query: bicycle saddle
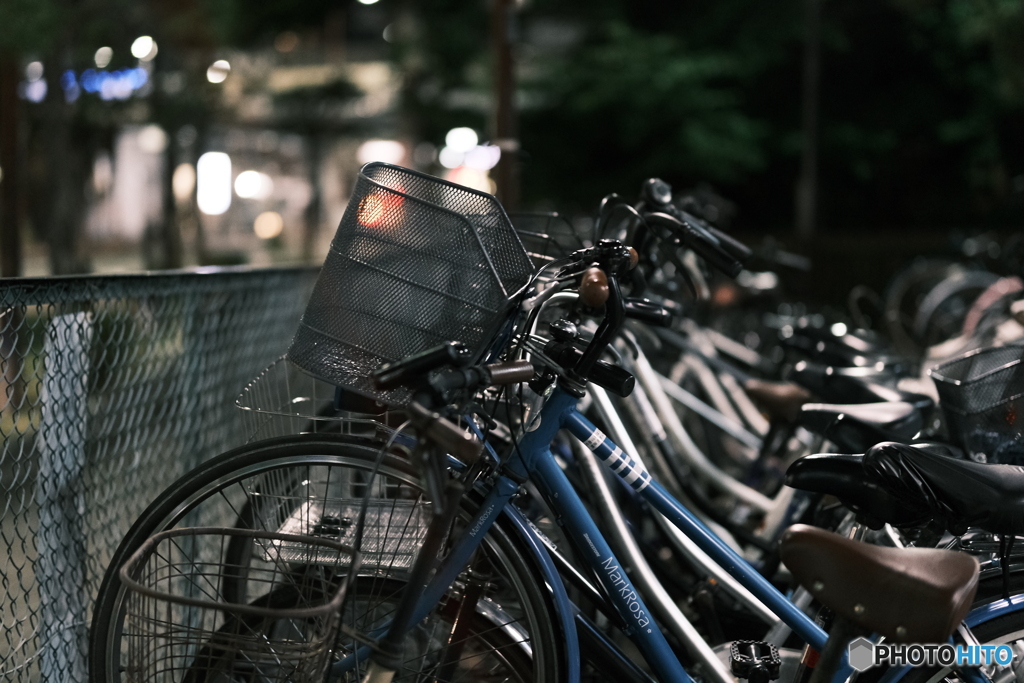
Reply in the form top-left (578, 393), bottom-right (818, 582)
top-left (782, 329), bottom-right (908, 371)
top-left (798, 401), bottom-right (922, 452)
top-left (865, 441), bottom-right (1024, 536)
top-left (792, 324), bottom-right (889, 355)
top-left (780, 524), bottom-right (979, 643)
top-left (743, 378), bottom-right (812, 422)
top-left (789, 360), bottom-right (932, 410)
top-left (785, 453), bottom-right (931, 529)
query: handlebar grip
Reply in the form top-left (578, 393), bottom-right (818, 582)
top-left (684, 223), bottom-right (744, 278)
top-left (373, 341), bottom-right (471, 389)
top-left (705, 225), bottom-right (752, 264)
top-left (673, 206), bottom-right (752, 265)
top-left (485, 360), bottom-right (535, 385)
top-left (579, 267), bottom-right (609, 307)
top-left (590, 361), bottom-right (635, 398)
top-left (623, 298), bottom-right (673, 327)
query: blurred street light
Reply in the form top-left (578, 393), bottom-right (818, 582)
top-left (21, 62), bottom-right (46, 103)
top-left (197, 152), bottom-right (232, 215)
top-left (137, 125), bottom-right (168, 154)
top-left (464, 144), bottom-right (501, 170)
top-left (445, 127), bottom-right (478, 152)
top-left (94, 47), bottom-right (113, 68)
top-left (357, 140), bottom-right (405, 165)
top-left (172, 163), bottom-right (196, 202)
top-left (131, 36), bottom-right (158, 61)
top-left (254, 212), bottom-right (284, 239)
top-left (438, 146), bottom-right (463, 169)
top-left (206, 60), bottom-right (231, 84)
top-left (234, 170), bottom-right (273, 199)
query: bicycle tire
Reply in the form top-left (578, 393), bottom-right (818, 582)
top-left (886, 609), bottom-right (1024, 683)
top-left (89, 433), bottom-right (564, 682)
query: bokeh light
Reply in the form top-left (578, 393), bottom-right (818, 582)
top-left (130, 36), bottom-right (158, 61)
top-left (274, 31), bottom-right (299, 53)
top-left (463, 144), bottom-right (501, 171)
top-left (94, 47), bottom-right (113, 69)
top-left (358, 191), bottom-right (404, 228)
top-left (25, 62), bottom-right (43, 82)
top-left (234, 170), bottom-right (273, 199)
top-left (445, 127), bottom-right (478, 153)
top-left (445, 167), bottom-right (493, 194)
top-left (196, 152), bottom-right (232, 215)
top-left (356, 140), bottom-right (406, 165)
top-left (172, 163), bottom-right (196, 202)
top-left (438, 147), bottom-right (463, 169)
top-left (137, 125), bottom-right (168, 154)
top-left (206, 60), bottom-right (231, 84)
top-left (253, 211), bottom-right (284, 239)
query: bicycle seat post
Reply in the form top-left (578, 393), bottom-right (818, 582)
top-left (806, 615), bottom-right (862, 683)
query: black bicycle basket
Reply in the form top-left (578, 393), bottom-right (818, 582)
top-left (509, 212), bottom-right (585, 270)
top-left (931, 343), bottom-right (1024, 463)
top-left (288, 163), bottom-right (534, 406)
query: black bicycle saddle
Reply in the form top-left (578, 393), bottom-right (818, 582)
top-left (786, 453), bottom-right (931, 529)
top-left (788, 360), bottom-right (930, 409)
top-left (864, 441), bottom-right (1024, 537)
top-left (782, 329), bottom-right (909, 372)
top-left (798, 401), bottom-right (923, 452)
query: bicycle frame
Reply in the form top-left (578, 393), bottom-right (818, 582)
top-left (332, 377), bottom-right (1024, 682)
top-left (334, 383), bottom-right (833, 682)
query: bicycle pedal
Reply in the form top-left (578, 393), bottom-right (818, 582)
top-left (730, 640), bottom-right (782, 683)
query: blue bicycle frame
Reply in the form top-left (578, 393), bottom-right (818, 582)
top-left (333, 383), bottom-right (1024, 681)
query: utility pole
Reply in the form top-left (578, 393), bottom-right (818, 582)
top-left (491, 0), bottom-right (519, 211)
top-left (795, 0), bottom-right (822, 240)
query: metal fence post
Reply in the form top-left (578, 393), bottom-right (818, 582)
top-left (35, 311), bottom-right (93, 682)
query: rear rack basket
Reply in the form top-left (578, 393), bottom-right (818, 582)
top-left (931, 343), bottom-right (1024, 463)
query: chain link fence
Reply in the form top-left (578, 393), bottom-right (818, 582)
top-left (0, 266), bottom-right (318, 682)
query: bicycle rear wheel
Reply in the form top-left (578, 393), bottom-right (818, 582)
top-left (89, 434), bottom-right (564, 682)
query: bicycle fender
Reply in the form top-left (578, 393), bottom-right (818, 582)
top-left (501, 503), bottom-right (581, 683)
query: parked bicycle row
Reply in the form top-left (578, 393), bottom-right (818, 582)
top-left (90, 162), bottom-right (1024, 683)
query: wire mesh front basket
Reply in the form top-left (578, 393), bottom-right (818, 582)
top-left (931, 343), bottom-right (1024, 463)
top-left (236, 357), bottom-right (398, 443)
top-left (510, 212), bottom-right (586, 270)
top-left (119, 527), bottom-right (353, 683)
top-left (288, 163), bottom-right (534, 407)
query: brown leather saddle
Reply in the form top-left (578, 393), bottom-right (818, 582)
top-left (780, 524), bottom-right (979, 643)
top-left (744, 378), bottom-right (812, 422)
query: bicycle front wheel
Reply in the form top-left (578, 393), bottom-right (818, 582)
top-left (89, 434), bottom-right (564, 682)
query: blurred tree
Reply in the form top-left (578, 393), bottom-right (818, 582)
top-left (397, 0), bottom-right (1024, 234)
top-left (1, 0), bottom-right (58, 274)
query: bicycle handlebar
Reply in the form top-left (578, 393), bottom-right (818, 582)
top-left (427, 360), bottom-right (536, 395)
top-left (645, 212), bottom-right (744, 278)
top-left (373, 341), bottom-right (471, 390)
top-left (623, 298), bottom-right (673, 327)
top-left (704, 224), bottom-right (753, 264)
